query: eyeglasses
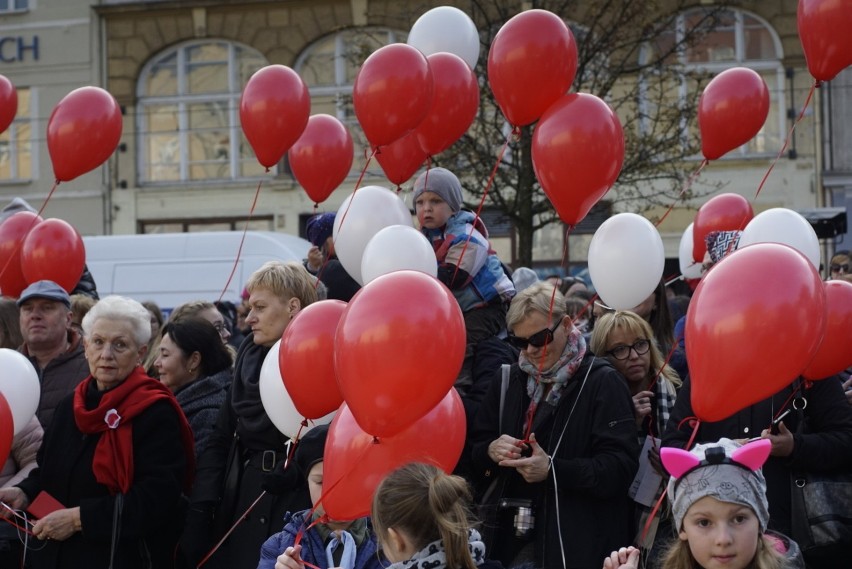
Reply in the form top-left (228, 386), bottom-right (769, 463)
top-left (606, 339), bottom-right (651, 360)
top-left (507, 319), bottom-right (562, 350)
top-left (830, 263), bottom-right (849, 273)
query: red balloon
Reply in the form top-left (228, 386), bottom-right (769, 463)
top-left (686, 243), bottom-right (826, 422)
top-left (0, 212), bottom-right (43, 298)
top-left (375, 130), bottom-right (428, 186)
top-left (240, 65), bottom-right (310, 168)
top-left (288, 115), bottom-right (353, 204)
top-left (279, 300), bottom-right (347, 419)
top-left (798, 0), bottom-right (852, 82)
top-left (47, 87), bottom-right (122, 182)
top-left (20, 218), bottom-right (85, 293)
top-left (531, 93), bottom-right (624, 225)
top-left (335, 270), bottom-right (465, 437)
top-left (692, 193), bottom-right (754, 263)
top-left (414, 53), bottom-right (480, 157)
top-left (323, 390), bottom-right (465, 520)
top-left (802, 280), bottom-right (852, 380)
top-left (487, 9), bottom-right (577, 127)
top-left (0, 393), bottom-right (13, 474)
top-left (353, 43), bottom-right (433, 148)
top-left (0, 74), bottom-right (17, 135)
top-left (698, 68), bottom-right (770, 161)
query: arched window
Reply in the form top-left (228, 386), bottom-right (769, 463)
top-left (295, 28), bottom-right (403, 177)
top-left (640, 8), bottom-right (784, 157)
top-left (137, 40), bottom-right (268, 184)
top-left (0, 87), bottom-right (33, 181)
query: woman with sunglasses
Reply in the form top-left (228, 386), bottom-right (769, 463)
top-left (469, 282), bottom-right (638, 569)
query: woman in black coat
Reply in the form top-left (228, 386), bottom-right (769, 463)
top-left (469, 282), bottom-right (638, 569)
top-left (0, 296), bottom-right (193, 569)
top-left (181, 261), bottom-right (318, 569)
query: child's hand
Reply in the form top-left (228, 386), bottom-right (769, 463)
top-left (602, 546), bottom-right (640, 569)
top-left (275, 545), bottom-right (304, 569)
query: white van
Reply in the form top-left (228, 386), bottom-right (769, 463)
top-left (83, 231), bottom-right (310, 313)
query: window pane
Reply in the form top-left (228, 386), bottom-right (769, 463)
top-left (188, 101), bottom-right (229, 129)
top-left (146, 53), bottom-right (178, 97)
top-left (685, 11), bottom-right (735, 63)
top-left (300, 37), bottom-right (336, 86)
top-left (144, 223), bottom-right (184, 234)
top-left (15, 122), bottom-right (31, 177)
top-left (187, 61), bottom-right (229, 94)
top-left (744, 16), bottom-right (776, 60)
top-left (147, 134), bottom-right (181, 181)
top-left (14, 0), bottom-right (27, 9)
top-left (240, 158), bottom-right (267, 178)
top-left (188, 43), bottom-right (228, 63)
top-left (145, 103), bottom-right (179, 133)
top-left (310, 93), bottom-right (337, 116)
top-left (236, 48), bottom-right (267, 86)
top-left (188, 130), bottom-right (229, 163)
top-left (0, 1), bottom-right (9, 10)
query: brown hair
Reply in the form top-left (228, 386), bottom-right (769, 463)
top-left (372, 463), bottom-right (476, 569)
top-left (168, 299), bottom-right (216, 322)
top-left (0, 298), bottom-right (22, 349)
top-left (69, 294), bottom-right (96, 328)
top-left (590, 310), bottom-right (681, 389)
top-left (661, 532), bottom-right (783, 569)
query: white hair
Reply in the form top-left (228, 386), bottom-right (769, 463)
top-left (81, 296), bottom-right (152, 346)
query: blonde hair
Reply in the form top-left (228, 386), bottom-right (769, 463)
top-left (662, 532), bottom-right (784, 569)
top-left (590, 310), bottom-right (681, 389)
top-left (246, 261), bottom-right (318, 308)
top-left (506, 281), bottom-right (566, 331)
top-left (372, 463), bottom-right (476, 569)
top-left (69, 294), bottom-right (96, 328)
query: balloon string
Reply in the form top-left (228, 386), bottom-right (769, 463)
top-left (217, 179), bottom-right (263, 304)
top-left (0, 180), bottom-right (59, 287)
top-left (450, 127), bottom-right (516, 287)
top-left (522, 250), bottom-right (565, 444)
top-left (327, 146), bottom-right (378, 283)
top-left (752, 80), bottom-right (817, 202)
top-left (655, 159), bottom-right (708, 228)
top-left (640, 486), bottom-right (668, 546)
top-left (197, 489), bottom-right (268, 568)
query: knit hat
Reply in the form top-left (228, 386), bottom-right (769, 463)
top-left (705, 230), bottom-right (742, 264)
top-left (0, 197), bottom-right (37, 225)
top-left (294, 424), bottom-right (329, 479)
top-left (663, 438), bottom-right (771, 532)
top-left (306, 213), bottom-right (335, 247)
top-left (512, 267), bottom-right (539, 293)
top-left (412, 167), bottom-right (463, 213)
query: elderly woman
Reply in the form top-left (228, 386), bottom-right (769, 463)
top-left (182, 261), bottom-right (318, 569)
top-left (590, 310), bottom-right (681, 440)
top-left (469, 282), bottom-right (638, 569)
top-left (155, 317), bottom-right (233, 458)
top-left (0, 296), bottom-right (193, 569)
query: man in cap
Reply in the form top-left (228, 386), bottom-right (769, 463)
top-left (17, 280), bottom-right (90, 430)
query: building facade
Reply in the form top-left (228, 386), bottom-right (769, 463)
top-left (1, 0), bottom-right (847, 271)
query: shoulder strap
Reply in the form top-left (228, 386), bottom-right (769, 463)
top-left (499, 364), bottom-right (510, 434)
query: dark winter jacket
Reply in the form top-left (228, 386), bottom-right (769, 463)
top-left (16, 383), bottom-right (188, 569)
top-left (663, 375), bottom-right (852, 537)
top-left (470, 354), bottom-right (638, 569)
top-left (175, 369), bottom-right (231, 459)
top-left (257, 509), bottom-right (380, 569)
top-left (20, 328), bottom-right (90, 431)
top-left (184, 334), bottom-right (310, 569)
top-left (317, 257), bottom-right (360, 302)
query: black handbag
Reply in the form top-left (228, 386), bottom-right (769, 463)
top-left (789, 394), bottom-right (852, 558)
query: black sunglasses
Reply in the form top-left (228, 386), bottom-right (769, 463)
top-left (830, 263), bottom-right (849, 273)
top-left (607, 339), bottom-right (651, 360)
top-left (507, 319), bottom-right (562, 350)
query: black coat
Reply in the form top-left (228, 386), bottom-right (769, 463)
top-left (470, 354), bottom-right (638, 569)
top-left (662, 375), bottom-right (852, 537)
top-left (17, 386), bottom-right (188, 569)
top-left (184, 336), bottom-right (310, 569)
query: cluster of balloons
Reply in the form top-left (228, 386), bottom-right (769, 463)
top-left (259, 269), bottom-right (466, 519)
top-left (352, 6), bottom-right (481, 185)
top-left (0, 213), bottom-right (85, 297)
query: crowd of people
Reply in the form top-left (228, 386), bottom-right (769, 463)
top-left (0, 182), bottom-right (849, 569)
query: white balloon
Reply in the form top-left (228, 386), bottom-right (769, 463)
top-left (0, 349), bottom-right (40, 435)
top-left (738, 208), bottom-right (820, 269)
top-left (407, 6), bottom-right (480, 69)
top-left (259, 340), bottom-right (334, 439)
top-left (588, 213), bottom-right (665, 310)
top-left (334, 185), bottom-right (413, 285)
top-left (361, 225), bottom-right (438, 284)
top-left (678, 223), bottom-right (704, 279)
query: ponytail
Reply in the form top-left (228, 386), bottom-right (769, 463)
top-left (373, 463), bottom-right (476, 569)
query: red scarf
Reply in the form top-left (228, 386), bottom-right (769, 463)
top-left (73, 366), bottom-right (196, 494)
